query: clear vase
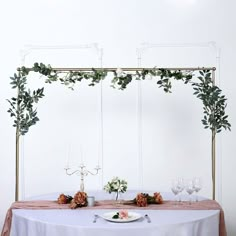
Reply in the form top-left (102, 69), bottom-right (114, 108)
top-left (112, 192), bottom-right (123, 205)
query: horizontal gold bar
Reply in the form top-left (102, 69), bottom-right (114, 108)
top-left (27, 67), bottom-right (216, 72)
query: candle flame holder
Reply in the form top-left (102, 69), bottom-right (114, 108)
top-left (65, 164), bottom-right (101, 192)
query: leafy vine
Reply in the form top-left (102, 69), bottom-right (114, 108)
top-left (7, 62), bottom-right (231, 136)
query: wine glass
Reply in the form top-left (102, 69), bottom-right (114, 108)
top-left (176, 178), bottom-right (184, 202)
top-left (185, 179), bottom-right (195, 204)
top-left (193, 177), bottom-right (202, 202)
top-left (171, 179), bottom-right (180, 205)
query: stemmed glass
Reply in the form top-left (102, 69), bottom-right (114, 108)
top-left (193, 177), bottom-right (202, 202)
top-left (185, 179), bottom-right (195, 204)
top-left (171, 179), bottom-right (180, 205)
top-left (176, 178), bottom-right (184, 202)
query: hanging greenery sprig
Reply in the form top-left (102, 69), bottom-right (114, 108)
top-left (192, 70), bottom-right (231, 133)
top-left (7, 68), bottom-right (44, 136)
top-left (7, 63), bottom-right (231, 136)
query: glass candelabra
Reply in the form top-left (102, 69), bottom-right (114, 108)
top-left (65, 164), bottom-right (101, 192)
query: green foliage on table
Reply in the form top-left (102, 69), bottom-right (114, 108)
top-left (112, 212), bottom-right (119, 219)
top-left (104, 177), bottom-right (128, 201)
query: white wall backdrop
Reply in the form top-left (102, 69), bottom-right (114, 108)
top-left (0, 0), bottom-right (236, 235)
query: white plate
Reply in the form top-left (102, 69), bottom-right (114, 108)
top-left (101, 211), bottom-right (142, 223)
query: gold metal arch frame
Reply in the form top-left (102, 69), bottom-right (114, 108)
top-left (15, 67), bottom-right (216, 201)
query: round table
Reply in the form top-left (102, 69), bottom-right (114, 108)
top-left (10, 208), bottom-right (219, 236)
top-left (10, 191), bottom-right (219, 236)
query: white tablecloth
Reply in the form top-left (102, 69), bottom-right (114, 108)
top-left (10, 208), bottom-right (219, 236)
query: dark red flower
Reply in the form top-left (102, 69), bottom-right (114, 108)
top-left (70, 191), bottom-right (87, 209)
top-left (153, 192), bottom-right (163, 204)
top-left (136, 193), bottom-right (148, 207)
top-left (57, 194), bottom-right (72, 204)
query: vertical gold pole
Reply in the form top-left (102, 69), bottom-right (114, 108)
top-left (212, 130), bottom-right (216, 200)
top-left (15, 77), bottom-right (20, 202)
top-left (15, 128), bottom-right (20, 201)
top-left (212, 70), bottom-right (216, 200)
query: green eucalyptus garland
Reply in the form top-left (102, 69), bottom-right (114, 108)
top-left (7, 62), bottom-right (231, 136)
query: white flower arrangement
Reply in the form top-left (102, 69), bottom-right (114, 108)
top-left (104, 177), bottom-right (128, 200)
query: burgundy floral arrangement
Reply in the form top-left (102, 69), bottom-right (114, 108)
top-left (57, 191), bottom-right (87, 209)
top-left (134, 192), bottom-right (163, 207)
